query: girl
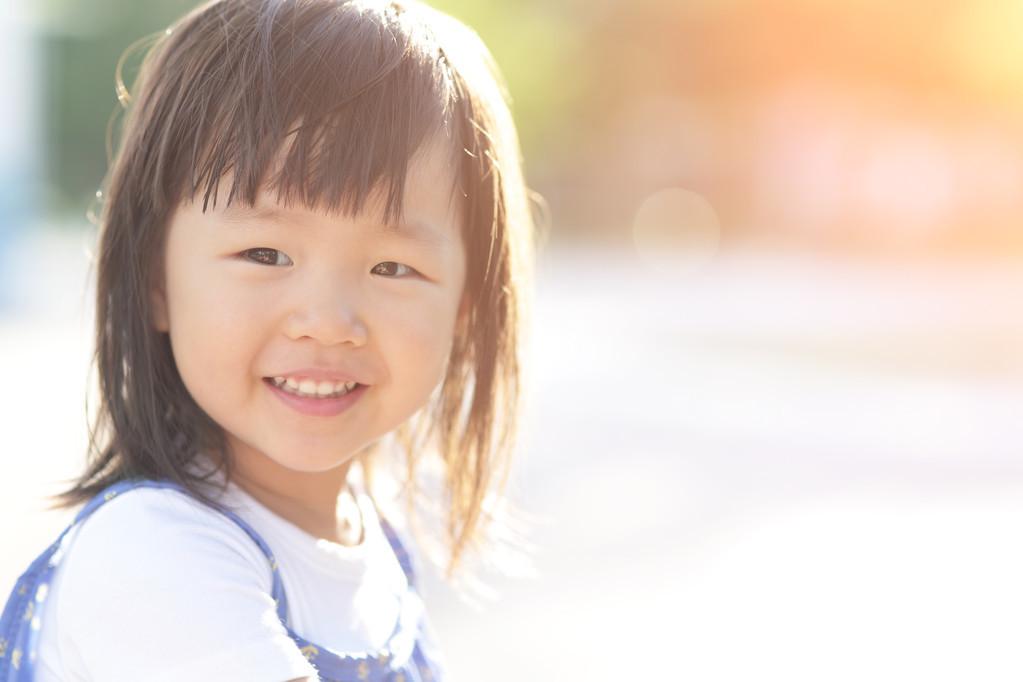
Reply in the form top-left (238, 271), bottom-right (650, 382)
top-left (0, 0), bottom-right (535, 680)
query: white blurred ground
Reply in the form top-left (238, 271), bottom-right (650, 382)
top-left (2, 226), bottom-right (1023, 681)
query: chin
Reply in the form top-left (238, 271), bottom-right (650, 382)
top-left (275, 440), bottom-right (368, 471)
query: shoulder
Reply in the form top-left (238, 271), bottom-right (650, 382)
top-left (55, 484), bottom-right (276, 625)
top-left (47, 485), bottom-right (316, 682)
top-left (63, 484), bottom-right (270, 582)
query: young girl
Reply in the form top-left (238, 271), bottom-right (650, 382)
top-left (0, 0), bottom-right (535, 679)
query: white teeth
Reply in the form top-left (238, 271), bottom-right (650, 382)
top-left (270, 375), bottom-right (358, 399)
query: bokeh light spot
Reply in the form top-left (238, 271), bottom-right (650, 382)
top-left (632, 187), bottom-right (721, 275)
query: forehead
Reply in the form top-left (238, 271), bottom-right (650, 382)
top-left (218, 202), bottom-right (452, 250)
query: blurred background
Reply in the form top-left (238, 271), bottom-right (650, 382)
top-left (3, 0), bottom-right (1023, 679)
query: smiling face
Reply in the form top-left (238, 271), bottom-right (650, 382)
top-left (152, 134), bottom-right (467, 488)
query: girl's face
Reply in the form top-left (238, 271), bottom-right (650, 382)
top-left (152, 134), bottom-right (467, 478)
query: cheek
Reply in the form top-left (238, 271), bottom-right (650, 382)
top-left (163, 263), bottom-right (262, 401)
top-left (377, 297), bottom-right (459, 385)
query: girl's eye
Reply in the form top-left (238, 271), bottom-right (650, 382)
top-left (371, 261), bottom-right (419, 278)
top-left (241, 248), bottom-right (293, 266)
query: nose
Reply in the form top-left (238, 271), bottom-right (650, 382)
top-left (283, 281), bottom-right (369, 347)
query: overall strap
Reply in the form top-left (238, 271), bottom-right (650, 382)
top-left (376, 516), bottom-right (417, 588)
top-left (370, 510), bottom-right (450, 682)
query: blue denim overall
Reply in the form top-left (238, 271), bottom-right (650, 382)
top-left (0, 478), bottom-right (445, 682)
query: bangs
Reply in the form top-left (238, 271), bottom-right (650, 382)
top-left (154, 0), bottom-right (458, 223)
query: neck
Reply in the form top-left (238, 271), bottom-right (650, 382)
top-left (226, 449), bottom-right (363, 546)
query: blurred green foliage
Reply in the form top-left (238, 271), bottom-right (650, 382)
top-left (42, 0), bottom-right (196, 212)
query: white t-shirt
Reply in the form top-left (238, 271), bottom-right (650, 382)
top-left (34, 475), bottom-right (410, 682)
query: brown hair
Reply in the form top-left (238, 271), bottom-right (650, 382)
top-left (52, 0), bottom-right (538, 579)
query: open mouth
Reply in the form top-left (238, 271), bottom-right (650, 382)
top-left (262, 377), bottom-right (362, 400)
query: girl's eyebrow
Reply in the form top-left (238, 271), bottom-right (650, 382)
top-left (220, 204), bottom-right (451, 247)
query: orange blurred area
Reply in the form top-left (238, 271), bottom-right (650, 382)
top-left (561, 0), bottom-right (1023, 260)
top-left (482, 1), bottom-right (1004, 261)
